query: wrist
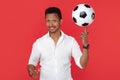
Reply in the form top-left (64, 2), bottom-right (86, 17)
top-left (83, 44), bottom-right (89, 49)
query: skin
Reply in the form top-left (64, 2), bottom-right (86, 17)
top-left (27, 13), bottom-right (89, 78)
top-left (45, 13), bottom-right (62, 45)
top-left (80, 31), bottom-right (89, 68)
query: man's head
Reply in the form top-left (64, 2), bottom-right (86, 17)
top-left (45, 7), bottom-right (62, 19)
top-left (45, 7), bottom-right (62, 33)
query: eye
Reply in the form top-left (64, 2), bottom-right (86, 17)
top-left (53, 20), bottom-right (57, 22)
top-left (46, 20), bottom-right (50, 22)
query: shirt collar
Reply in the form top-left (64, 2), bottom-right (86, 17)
top-left (46, 30), bottom-right (65, 38)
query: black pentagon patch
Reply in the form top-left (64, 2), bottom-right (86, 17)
top-left (82, 23), bottom-right (89, 26)
top-left (73, 17), bottom-right (77, 23)
top-left (91, 13), bottom-right (95, 19)
top-left (74, 6), bottom-right (78, 11)
top-left (84, 4), bottom-right (90, 8)
top-left (80, 11), bottom-right (87, 18)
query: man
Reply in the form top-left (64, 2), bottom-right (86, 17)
top-left (27, 7), bottom-right (89, 80)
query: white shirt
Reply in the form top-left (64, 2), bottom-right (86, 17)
top-left (28, 31), bottom-right (83, 80)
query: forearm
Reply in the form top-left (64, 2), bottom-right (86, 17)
top-left (80, 48), bottom-right (89, 68)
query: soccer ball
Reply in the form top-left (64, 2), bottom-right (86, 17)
top-left (72, 3), bottom-right (95, 27)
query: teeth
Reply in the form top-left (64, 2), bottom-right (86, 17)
top-left (50, 27), bottom-right (54, 29)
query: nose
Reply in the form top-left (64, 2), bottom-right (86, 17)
top-left (49, 21), bottom-right (53, 27)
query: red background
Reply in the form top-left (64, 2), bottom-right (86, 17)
top-left (0, 0), bottom-right (120, 80)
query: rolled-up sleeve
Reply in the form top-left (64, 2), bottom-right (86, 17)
top-left (71, 38), bottom-right (83, 69)
top-left (28, 41), bottom-right (41, 66)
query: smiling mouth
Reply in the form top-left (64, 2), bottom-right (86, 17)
top-left (49, 27), bottom-right (55, 30)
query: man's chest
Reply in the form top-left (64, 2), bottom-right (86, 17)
top-left (39, 40), bottom-right (72, 60)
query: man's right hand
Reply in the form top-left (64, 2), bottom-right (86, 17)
top-left (27, 64), bottom-right (39, 78)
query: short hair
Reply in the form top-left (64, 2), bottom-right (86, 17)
top-left (45, 7), bottom-right (62, 19)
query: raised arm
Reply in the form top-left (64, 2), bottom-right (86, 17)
top-left (80, 31), bottom-right (89, 68)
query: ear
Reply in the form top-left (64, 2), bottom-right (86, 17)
top-left (60, 19), bottom-right (63, 24)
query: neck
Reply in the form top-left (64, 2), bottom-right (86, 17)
top-left (49, 30), bottom-right (61, 39)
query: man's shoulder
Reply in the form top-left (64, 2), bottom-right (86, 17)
top-left (34, 33), bottom-right (48, 44)
top-left (64, 33), bottom-right (75, 40)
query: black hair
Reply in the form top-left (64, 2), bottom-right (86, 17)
top-left (45, 7), bottom-right (62, 19)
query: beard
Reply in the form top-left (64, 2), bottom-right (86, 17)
top-left (48, 26), bottom-right (60, 33)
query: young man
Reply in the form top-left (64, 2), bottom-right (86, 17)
top-left (28, 7), bottom-right (89, 80)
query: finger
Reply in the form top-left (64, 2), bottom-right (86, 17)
top-left (84, 26), bottom-right (87, 33)
top-left (32, 70), bottom-right (39, 79)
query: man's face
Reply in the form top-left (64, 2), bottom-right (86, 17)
top-left (45, 13), bottom-right (62, 33)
